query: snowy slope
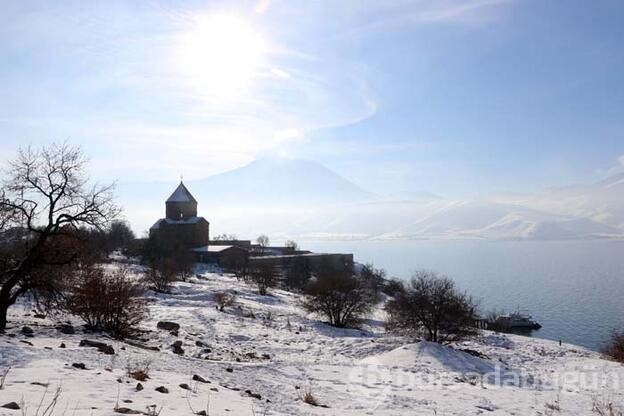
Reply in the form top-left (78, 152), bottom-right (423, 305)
top-left (1, 262), bottom-right (623, 415)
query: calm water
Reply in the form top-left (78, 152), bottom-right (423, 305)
top-left (300, 239), bottom-right (624, 351)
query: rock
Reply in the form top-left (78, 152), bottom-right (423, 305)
top-left (34, 313), bottom-right (46, 319)
top-left (59, 343), bottom-right (66, 348)
top-left (192, 374), bottom-right (210, 383)
top-left (1, 402), bottom-right (20, 410)
top-left (22, 326), bottom-right (34, 336)
top-left (114, 407), bottom-right (141, 414)
top-left (124, 339), bottom-right (160, 352)
top-left (136, 383), bottom-right (143, 391)
top-left (79, 339), bottom-right (115, 355)
top-left (245, 390), bottom-right (262, 400)
top-left (72, 362), bottom-right (86, 370)
top-left (179, 383), bottom-right (191, 391)
top-left (155, 386), bottom-right (169, 394)
top-left (156, 321), bottom-right (180, 332)
top-left (172, 340), bottom-right (184, 355)
top-left (20, 340), bottom-right (33, 346)
top-left (225, 367), bottom-right (233, 373)
top-left (262, 353), bottom-right (271, 360)
top-left (210, 387), bottom-right (219, 392)
top-left (56, 324), bottom-right (74, 334)
top-left (196, 411), bottom-right (207, 416)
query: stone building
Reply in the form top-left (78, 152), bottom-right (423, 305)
top-left (149, 181), bottom-right (210, 249)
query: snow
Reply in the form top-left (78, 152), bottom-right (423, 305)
top-left (1, 262), bottom-right (623, 415)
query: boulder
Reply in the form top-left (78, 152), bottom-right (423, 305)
top-left (79, 339), bottom-right (115, 355)
top-left (156, 321), bottom-right (180, 332)
top-left (172, 340), bottom-right (184, 355)
top-left (56, 324), bottom-right (75, 334)
top-left (21, 326), bottom-right (34, 336)
top-left (1, 402), bottom-right (20, 410)
top-left (192, 374), bottom-right (210, 383)
top-left (155, 386), bottom-right (169, 394)
top-left (72, 363), bottom-right (86, 370)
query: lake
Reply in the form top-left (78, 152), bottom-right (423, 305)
top-left (299, 239), bottom-right (624, 351)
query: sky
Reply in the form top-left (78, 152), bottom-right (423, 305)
top-left (1, 0), bottom-right (624, 198)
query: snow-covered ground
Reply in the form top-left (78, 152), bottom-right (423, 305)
top-left (1, 264), bottom-right (623, 415)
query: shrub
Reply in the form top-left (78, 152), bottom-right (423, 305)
top-left (145, 258), bottom-right (178, 293)
top-left (303, 263), bottom-right (375, 328)
top-left (385, 270), bottom-right (478, 343)
top-left (249, 262), bottom-right (278, 295)
top-left (601, 329), bottom-right (624, 363)
top-left (67, 264), bottom-right (147, 338)
top-left (214, 291), bottom-right (235, 311)
top-left (127, 359), bottom-right (151, 381)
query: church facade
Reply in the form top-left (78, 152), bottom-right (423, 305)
top-left (149, 181), bottom-right (209, 249)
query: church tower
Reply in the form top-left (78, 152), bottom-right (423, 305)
top-left (150, 181), bottom-right (209, 249)
top-left (165, 181), bottom-right (198, 220)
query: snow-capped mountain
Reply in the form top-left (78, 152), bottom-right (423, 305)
top-left (120, 160), bottom-right (624, 240)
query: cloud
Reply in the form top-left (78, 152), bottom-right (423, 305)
top-left (619, 155), bottom-right (624, 166)
top-left (335, 0), bottom-right (513, 38)
top-left (0, 2), bottom-right (377, 181)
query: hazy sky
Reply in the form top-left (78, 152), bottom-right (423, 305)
top-left (1, 0), bottom-right (623, 197)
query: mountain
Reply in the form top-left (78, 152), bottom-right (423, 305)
top-left (119, 159), bottom-right (624, 240)
top-left (378, 201), bottom-right (622, 240)
top-left (190, 157), bottom-right (372, 204)
top-left (489, 171), bottom-right (624, 232)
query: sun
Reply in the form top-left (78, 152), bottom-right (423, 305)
top-left (178, 15), bottom-right (265, 97)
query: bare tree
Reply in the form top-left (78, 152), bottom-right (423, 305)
top-left (256, 234), bottom-right (269, 256)
top-left (385, 271), bottom-right (478, 343)
top-left (212, 233), bottom-right (238, 241)
top-left (0, 143), bottom-right (119, 330)
top-left (359, 263), bottom-right (386, 301)
top-left (107, 220), bottom-right (135, 251)
top-left (285, 240), bottom-right (299, 251)
top-left (303, 263), bottom-right (375, 328)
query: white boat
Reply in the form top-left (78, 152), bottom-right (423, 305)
top-left (495, 309), bottom-right (542, 330)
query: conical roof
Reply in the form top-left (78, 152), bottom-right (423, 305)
top-left (166, 181), bottom-right (197, 204)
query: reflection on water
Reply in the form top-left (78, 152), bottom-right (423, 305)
top-left (300, 239), bottom-right (624, 351)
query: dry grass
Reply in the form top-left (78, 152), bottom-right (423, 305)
top-left (126, 359), bottom-right (151, 381)
top-left (593, 396), bottom-right (624, 416)
top-left (301, 386), bottom-right (318, 406)
top-left (0, 366), bottom-right (10, 389)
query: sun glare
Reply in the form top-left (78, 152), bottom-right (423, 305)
top-left (178, 15), bottom-right (265, 97)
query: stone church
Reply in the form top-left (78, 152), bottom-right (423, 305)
top-left (149, 181), bottom-right (209, 248)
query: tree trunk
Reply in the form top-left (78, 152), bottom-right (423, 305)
top-left (0, 296), bottom-right (9, 331)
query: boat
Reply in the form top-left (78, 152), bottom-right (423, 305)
top-left (494, 309), bottom-right (542, 330)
